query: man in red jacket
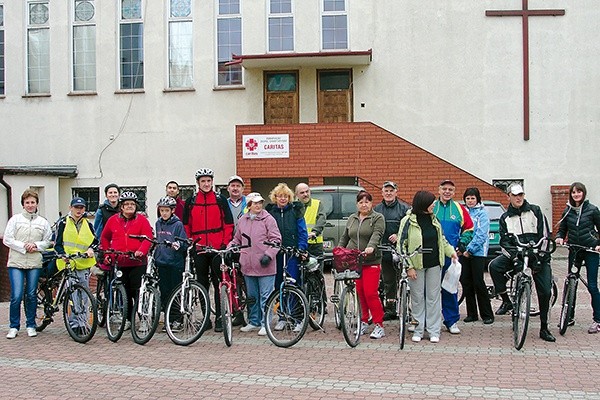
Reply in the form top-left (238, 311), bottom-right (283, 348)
top-left (183, 168), bottom-right (234, 332)
top-left (100, 191), bottom-right (153, 330)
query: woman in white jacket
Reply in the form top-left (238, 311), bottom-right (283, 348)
top-left (3, 189), bottom-right (52, 339)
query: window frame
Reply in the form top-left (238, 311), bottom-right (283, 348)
top-left (320, 0), bottom-right (348, 51)
top-left (0, 3), bottom-right (5, 96)
top-left (119, 185), bottom-right (148, 213)
top-left (72, 187), bottom-right (100, 213)
top-left (70, 0), bottom-right (97, 93)
top-left (166, 0), bottom-right (194, 90)
top-left (215, 0), bottom-right (243, 88)
top-left (267, 0), bottom-right (294, 53)
top-left (118, 0), bottom-right (145, 91)
top-left (25, 0), bottom-right (51, 95)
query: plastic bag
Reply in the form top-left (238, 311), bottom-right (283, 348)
top-left (442, 260), bottom-right (462, 294)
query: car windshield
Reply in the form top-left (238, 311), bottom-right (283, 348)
top-left (485, 204), bottom-right (505, 220)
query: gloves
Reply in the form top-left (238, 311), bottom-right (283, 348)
top-left (171, 241), bottom-right (181, 251)
top-left (260, 255), bottom-right (272, 267)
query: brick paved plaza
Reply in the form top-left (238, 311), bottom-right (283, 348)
top-left (1, 248), bottom-right (598, 399)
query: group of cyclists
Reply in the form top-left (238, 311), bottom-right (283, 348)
top-left (3, 170), bottom-right (599, 346)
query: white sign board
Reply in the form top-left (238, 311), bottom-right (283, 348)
top-left (242, 134), bottom-right (289, 159)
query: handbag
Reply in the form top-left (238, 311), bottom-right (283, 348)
top-left (441, 259), bottom-right (462, 294)
top-left (332, 247), bottom-right (362, 274)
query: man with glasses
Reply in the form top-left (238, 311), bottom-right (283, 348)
top-left (433, 179), bottom-right (474, 335)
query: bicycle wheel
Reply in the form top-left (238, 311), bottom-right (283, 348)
top-left (131, 285), bottom-right (161, 345)
top-left (513, 280), bottom-right (531, 350)
top-left (398, 281), bottom-right (408, 350)
top-left (63, 283), bottom-right (98, 343)
top-left (264, 286), bottom-right (309, 348)
top-left (558, 277), bottom-right (577, 336)
top-left (165, 282), bottom-right (210, 346)
top-left (340, 285), bottom-right (361, 348)
top-left (95, 275), bottom-right (107, 327)
top-left (550, 277), bottom-right (559, 308)
top-left (106, 283), bottom-right (128, 343)
top-left (236, 275), bottom-right (249, 325)
top-left (36, 284), bottom-right (54, 332)
top-left (220, 285), bottom-right (233, 347)
top-left (306, 273), bottom-right (326, 331)
top-left (332, 278), bottom-right (343, 330)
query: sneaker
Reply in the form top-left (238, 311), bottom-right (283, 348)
top-left (408, 324), bottom-right (416, 332)
top-left (170, 321), bottom-right (183, 333)
top-left (123, 321), bottom-right (131, 331)
top-left (6, 328), bottom-right (18, 339)
top-left (369, 324), bottom-right (385, 339)
top-left (293, 323), bottom-right (303, 333)
top-left (137, 321), bottom-right (149, 332)
top-left (274, 320), bottom-right (287, 331)
top-left (411, 335), bottom-right (421, 342)
top-left (232, 312), bottom-right (245, 327)
top-left (214, 318), bottom-right (223, 333)
top-left (430, 336), bottom-right (440, 343)
top-left (355, 321), bottom-right (369, 336)
top-left (257, 327), bottom-right (267, 336)
top-left (588, 322), bottom-right (600, 334)
top-left (240, 323), bottom-right (260, 332)
top-left (447, 323), bottom-right (461, 334)
top-left (26, 327), bottom-right (37, 337)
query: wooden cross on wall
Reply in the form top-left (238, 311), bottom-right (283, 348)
top-left (486, 0), bottom-right (565, 141)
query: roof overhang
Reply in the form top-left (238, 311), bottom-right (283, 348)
top-left (0, 165), bottom-right (78, 178)
top-left (228, 49), bottom-right (372, 69)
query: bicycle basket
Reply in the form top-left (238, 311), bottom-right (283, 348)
top-left (332, 247), bottom-right (362, 274)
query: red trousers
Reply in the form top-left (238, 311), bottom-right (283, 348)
top-left (357, 264), bottom-right (384, 326)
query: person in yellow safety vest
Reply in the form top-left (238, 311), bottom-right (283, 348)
top-left (295, 183), bottom-right (326, 259)
top-left (54, 197), bottom-right (98, 291)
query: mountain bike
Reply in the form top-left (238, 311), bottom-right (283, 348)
top-left (557, 243), bottom-right (599, 335)
top-left (378, 244), bottom-right (430, 350)
top-left (197, 233), bottom-right (251, 347)
top-left (164, 237), bottom-right (210, 346)
top-left (128, 235), bottom-right (166, 345)
top-left (36, 252), bottom-right (98, 343)
top-left (509, 235), bottom-right (556, 350)
top-left (331, 248), bottom-right (363, 347)
top-left (101, 250), bottom-right (138, 343)
top-left (263, 241), bottom-right (309, 348)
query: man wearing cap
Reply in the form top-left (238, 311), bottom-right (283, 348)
top-left (295, 183), bottom-right (326, 259)
top-left (54, 197), bottom-right (98, 292)
top-left (489, 184), bottom-right (556, 342)
top-left (433, 179), bottom-right (474, 334)
top-left (227, 175), bottom-right (247, 230)
top-left (374, 181), bottom-right (409, 320)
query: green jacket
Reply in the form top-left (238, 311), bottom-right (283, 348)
top-left (338, 210), bottom-right (385, 264)
top-left (397, 211), bottom-right (455, 270)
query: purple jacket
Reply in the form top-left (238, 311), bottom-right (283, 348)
top-left (229, 209), bottom-right (281, 277)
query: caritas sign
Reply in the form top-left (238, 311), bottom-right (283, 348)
top-left (242, 134), bottom-right (289, 159)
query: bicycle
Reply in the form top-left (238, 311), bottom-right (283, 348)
top-left (330, 248), bottom-right (362, 347)
top-left (262, 241), bottom-right (309, 348)
top-left (128, 235), bottom-right (166, 345)
top-left (508, 235), bottom-right (556, 350)
top-left (36, 252), bottom-right (98, 343)
top-left (101, 249), bottom-right (138, 343)
top-left (197, 233), bottom-right (251, 347)
top-left (557, 243), bottom-right (599, 336)
top-left (378, 244), bottom-right (430, 350)
top-left (163, 237), bottom-right (210, 346)
top-left (302, 255), bottom-right (326, 331)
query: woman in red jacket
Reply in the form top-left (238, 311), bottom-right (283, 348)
top-left (100, 191), bottom-right (153, 330)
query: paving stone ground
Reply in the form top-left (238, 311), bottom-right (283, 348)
top-left (1, 248), bottom-right (598, 399)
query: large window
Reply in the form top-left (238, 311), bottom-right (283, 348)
top-left (322, 0), bottom-right (347, 50)
top-left (168, 0), bottom-right (193, 88)
top-left (27, 1), bottom-right (50, 94)
top-left (0, 4), bottom-right (4, 95)
top-left (217, 0), bottom-right (242, 86)
top-left (119, 0), bottom-right (144, 90)
top-left (120, 186), bottom-right (147, 212)
top-left (72, 187), bottom-right (100, 212)
top-left (268, 0), bottom-right (293, 52)
top-left (72, 0), bottom-right (96, 91)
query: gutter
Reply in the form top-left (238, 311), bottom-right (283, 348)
top-left (0, 173), bottom-right (12, 217)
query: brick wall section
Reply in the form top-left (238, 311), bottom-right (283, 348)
top-left (236, 122), bottom-right (507, 205)
top-left (551, 185), bottom-right (570, 236)
top-left (0, 237), bottom-right (9, 302)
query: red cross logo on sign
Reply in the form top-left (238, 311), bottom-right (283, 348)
top-left (245, 138), bottom-right (258, 151)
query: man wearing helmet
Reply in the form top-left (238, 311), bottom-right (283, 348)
top-left (100, 191), bottom-right (154, 330)
top-left (183, 168), bottom-right (235, 332)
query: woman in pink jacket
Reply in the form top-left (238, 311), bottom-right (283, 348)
top-left (229, 192), bottom-right (281, 336)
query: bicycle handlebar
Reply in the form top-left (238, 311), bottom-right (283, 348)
top-left (377, 244), bottom-right (432, 259)
top-left (128, 234), bottom-right (176, 247)
top-left (558, 243), bottom-right (600, 254)
top-left (48, 251), bottom-right (91, 260)
top-left (509, 235), bottom-right (556, 255)
top-left (263, 241), bottom-right (307, 258)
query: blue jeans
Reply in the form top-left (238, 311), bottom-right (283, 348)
top-left (245, 275), bottom-right (275, 327)
top-left (571, 251), bottom-right (600, 323)
top-left (9, 267), bottom-right (42, 330)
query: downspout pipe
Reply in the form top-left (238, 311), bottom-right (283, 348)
top-left (0, 173), bottom-right (13, 217)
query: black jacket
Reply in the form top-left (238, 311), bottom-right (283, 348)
top-left (556, 200), bottom-right (600, 248)
top-left (374, 198), bottom-right (409, 246)
top-left (499, 200), bottom-right (551, 260)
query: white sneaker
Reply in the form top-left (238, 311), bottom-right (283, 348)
top-left (274, 320), bottom-right (287, 331)
top-left (411, 335), bottom-right (421, 342)
top-left (124, 321), bottom-right (131, 331)
top-left (369, 324), bottom-right (385, 339)
top-left (447, 323), bottom-right (460, 334)
top-left (293, 323), bottom-right (303, 333)
top-left (240, 323), bottom-right (260, 332)
top-left (408, 324), bottom-right (416, 332)
top-left (355, 321), bottom-right (369, 335)
top-left (26, 327), bottom-right (37, 337)
top-left (257, 327), bottom-right (267, 336)
top-left (6, 328), bottom-right (18, 339)
top-left (430, 336), bottom-right (440, 343)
